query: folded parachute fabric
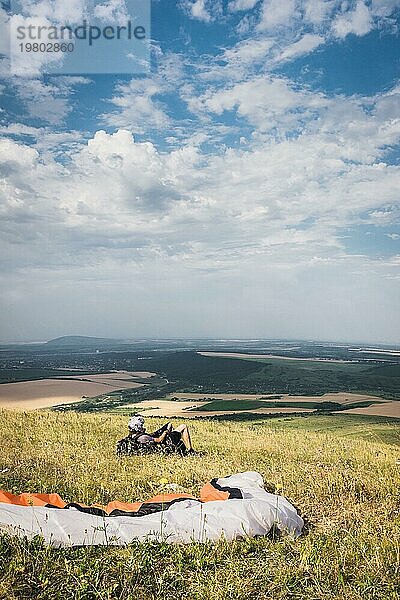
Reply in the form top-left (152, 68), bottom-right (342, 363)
top-left (0, 472), bottom-right (303, 547)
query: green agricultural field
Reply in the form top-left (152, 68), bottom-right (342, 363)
top-left (139, 352), bottom-right (400, 400)
top-left (0, 409), bottom-right (399, 599)
top-left (192, 399), bottom-right (384, 412)
top-left (193, 399), bottom-right (269, 411)
top-left (0, 368), bottom-right (99, 385)
top-left (238, 356), bottom-right (371, 372)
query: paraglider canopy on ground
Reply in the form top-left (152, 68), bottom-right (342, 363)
top-left (0, 472), bottom-right (303, 547)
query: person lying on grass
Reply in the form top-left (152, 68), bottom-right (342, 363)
top-left (116, 415), bottom-right (194, 456)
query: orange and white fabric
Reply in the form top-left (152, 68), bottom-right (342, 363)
top-left (0, 472), bottom-right (303, 546)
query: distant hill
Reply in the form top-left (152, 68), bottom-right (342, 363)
top-left (45, 336), bottom-right (121, 348)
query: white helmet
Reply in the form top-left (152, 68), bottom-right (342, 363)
top-left (128, 415), bottom-right (145, 433)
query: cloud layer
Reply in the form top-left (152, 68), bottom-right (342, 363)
top-left (0, 0), bottom-right (399, 341)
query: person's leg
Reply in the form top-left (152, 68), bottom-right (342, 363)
top-left (173, 424), bottom-right (193, 451)
top-left (150, 422), bottom-right (173, 438)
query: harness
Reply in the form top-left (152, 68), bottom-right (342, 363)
top-left (116, 432), bottom-right (185, 456)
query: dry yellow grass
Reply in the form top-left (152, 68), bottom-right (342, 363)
top-left (0, 409), bottom-right (399, 599)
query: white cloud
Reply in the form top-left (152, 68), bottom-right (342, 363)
top-left (231, 0), bottom-right (397, 44)
top-left (257, 0), bottom-right (298, 31)
top-left (16, 0), bottom-right (87, 24)
top-left (1, 105), bottom-right (399, 341)
top-left (1, 5), bottom-right (400, 341)
top-left (368, 207), bottom-right (399, 225)
top-left (0, 123), bottom-right (85, 155)
top-left (183, 0), bottom-right (213, 22)
top-left (277, 34), bottom-right (325, 61)
top-left (186, 62), bottom-right (400, 155)
top-left (195, 38), bottom-right (276, 82)
top-left (101, 49), bottom-right (188, 133)
top-left (15, 80), bottom-right (72, 123)
top-left (2, 85), bottom-right (399, 275)
top-left (93, 0), bottom-right (130, 23)
top-left (6, 1), bottom-right (88, 77)
top-left (0, 124), bottom-right (40, 137)
top-left (303, 0), bottom-right (334, 25)
top-left (222, 38), bottom-right (275, 66)
top-left (371, 0), bottom-right (400, 17)
top-left (9, 14), bottom-right (67, 77)
top-left (102, 79), bottom-right (170, 132)
top-left (10, 77), bottom-right (90, 125)
top-left (0, 8), bottom-right (9, 57)
top-left (190, 75), bottom-right (327, 132)
top-left (332, 1), bottom-right (372, 38)
top-left (228, 0), bottom-right (260, 11)
top-left (0, 137), bottom-right (39, 168)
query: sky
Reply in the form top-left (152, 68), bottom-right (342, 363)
top-left (0, 0), bottom-right (399, 343)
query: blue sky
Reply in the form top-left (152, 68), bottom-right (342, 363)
top-left (0, 0), bottom-right (399, 343)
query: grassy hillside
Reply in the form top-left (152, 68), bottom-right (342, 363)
top-left (0, 410), bottom-right (399, 599)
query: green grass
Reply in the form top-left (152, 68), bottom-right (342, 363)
top-left (192, 399), bottom-right (270, 411)
top-left (0, 410), bottom-right (399, 599)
